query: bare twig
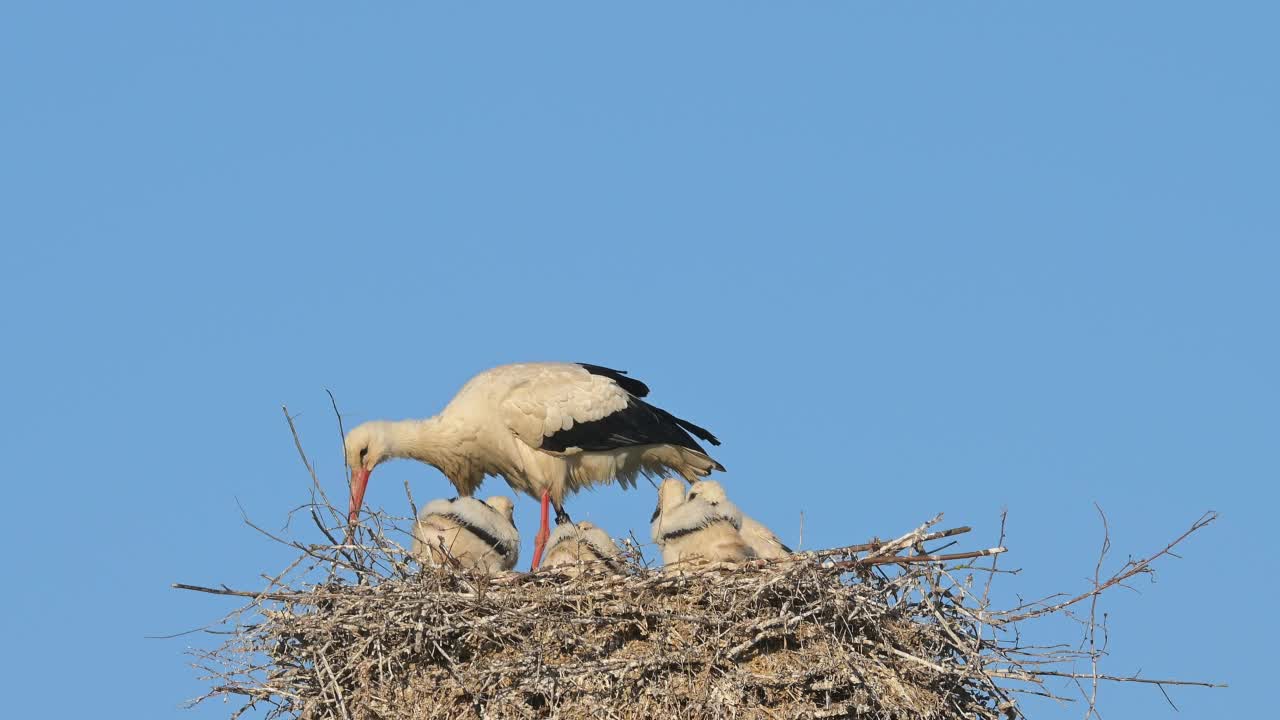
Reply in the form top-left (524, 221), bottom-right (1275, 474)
top-left (1002, 511), bottom-right (1217, 622)
top-left (325, 388), bottom-right (347, 460)
top-left (1084, 503), bottom-right (1111, 719)
top-left (841, 546), bottom-right (1006, 568)
top-left (993, 669), bottom-right (1225, 689)
top-left (172, 583), bottom-right (299, 601)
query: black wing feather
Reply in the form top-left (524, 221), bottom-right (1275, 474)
top-left (541, 397), bottom-right (719, 456)
top-left (577, 363), bottom-right (650, 398)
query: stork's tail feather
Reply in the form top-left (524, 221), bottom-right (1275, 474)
top-left (673, 448), bottom-right (726, 484)
top-left (650, 405), bottom-right (721, 447)
top-left (676, 416), bottom-right (721, 446)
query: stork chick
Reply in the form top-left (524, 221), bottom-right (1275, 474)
top-left (410, 496), bottom-right (519, 574)
top-left (650, 478), bottom-right (754, 565)
top-left (541, 521), bottom-right (623, 576)
top-left (688, 480), bottom-right (791, 559)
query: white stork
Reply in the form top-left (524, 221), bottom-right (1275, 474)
top-left (541, 521), bottom-right (624, 576)
top-left (343, 362), bottom-right (723, 568)
top-left (650, 478), bottom-right (754, 565)
top-left (687, 480), bottom-right (791, 559)
top-left (409, 495), bottom-right (520, 574)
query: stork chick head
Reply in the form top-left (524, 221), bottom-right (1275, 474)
top-left (652, 478), bottom-right (687, 522)
top-left (483, 496), bottom-right (516, 524)
top-left (687, 480), bottom-right (728, 504)
top-left (343, 421), bottom-right (395, 525)
top-left (652, 478), bottom-right (692, 546)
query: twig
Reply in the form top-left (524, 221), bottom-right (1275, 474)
top-left (281, 404), bottom-right (362, 572)
top-left (1085, 503), bottom-right (1110, 719)
top-left (840, 546), bottom-right (1006, 568)
top-left (993, 669), bottom-right (1225, 689)
top-left (172, 583), bottom-right (299, 601)
top-left (982, 509), bottom-right (1007, 608)
top-left (796, 525), bottom-right (973, 561)
top-left (325, 388), bottom-right (347, 460)
top-left (1003, 511), bottom-right (1217, 622)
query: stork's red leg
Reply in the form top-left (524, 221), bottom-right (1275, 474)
top-left (530, 488), bottom-right (552, 569)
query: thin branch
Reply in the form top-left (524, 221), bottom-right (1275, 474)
top-left (843, 546), bottom-right (1006, 568)
top-left (993, 669), bottom-right (1225, 689)
top-left (172, 583), bottom-right (300, 602)
top-left (796, 525), bottom-right (973, 561)
top-left (1002, 511), bottom-right (1217, 622)
top-left (325, 388), bottom-right (347, 459)
top-left (1085, 503), bottom-right (1111, 719)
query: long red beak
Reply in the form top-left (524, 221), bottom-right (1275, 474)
top-left (348, 467), bottom-right (371, 525)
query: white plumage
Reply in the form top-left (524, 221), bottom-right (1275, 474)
top-left (540, 521), bottom-right (623, 576)
top-left (650, 478), bottom-right (754, 565)
top-left (344, 362), bottom-right (723, 568)
top-left (409, 496), bottom-right (519, 574)
top-left (687, 480), bottom-right (791, 559)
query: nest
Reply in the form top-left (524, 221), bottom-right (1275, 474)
top-left (181, 506), bottom-right (1219, 720)
top-left (179, 409), bottom-right (1220, 718)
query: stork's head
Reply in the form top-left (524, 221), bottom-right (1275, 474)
top-left (483, 496), bottom-right (516, 525)
top-left (687, 480), bottom-right (728, 504)
top-left (343, 421), bottom-right (394, 524)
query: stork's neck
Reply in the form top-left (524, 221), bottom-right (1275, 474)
top-left (383, 417), bottom-right (478, 490)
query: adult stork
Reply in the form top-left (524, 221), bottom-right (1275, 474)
top-left (343, 362), bottom-right (724, 567)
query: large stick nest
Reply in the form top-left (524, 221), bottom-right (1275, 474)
top-left (180, 408), bottom-right (1219, 718)
top-left (181, 504), bottom-right (1218, 720)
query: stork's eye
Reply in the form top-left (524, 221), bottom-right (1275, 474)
top-left (687, 492), bottom-right (699, 501)
top-left (359, 447), bottom-right (369, 460)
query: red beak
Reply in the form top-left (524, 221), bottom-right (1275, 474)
top-left (349, 467), bottom-right (372, 525)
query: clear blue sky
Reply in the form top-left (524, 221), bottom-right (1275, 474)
top-left (2, 3), bottom-right (1274, 717)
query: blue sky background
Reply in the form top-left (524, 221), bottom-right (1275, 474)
top-left (1, 2), bottom-right (1274, 717)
